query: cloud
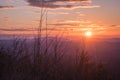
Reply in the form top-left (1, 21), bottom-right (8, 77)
top-left (0, 28), bottom-right (34, 31)
top-left (0, 6), bottom-right (14, 9)
top-left (0, 28), bottom-right (57, 32)
top-left (49, 12), bottom-right (69, 14)
top-left (26, 0), bottom-right (99, 9)
top-left (48, 20), bottom-right (82, 27)
top-left (109, 25), bottom-right (120, 28)
top-left (49, 23), bottom-right (79, 26)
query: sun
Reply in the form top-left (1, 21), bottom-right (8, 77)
top-left (85, 31), bottom-right (92, 37)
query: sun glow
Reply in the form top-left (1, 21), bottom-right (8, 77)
top-left (85, 31), bottom-right (92, 37)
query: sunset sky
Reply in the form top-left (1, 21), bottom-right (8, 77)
top-left (0, 0), bottom-right (120, 37)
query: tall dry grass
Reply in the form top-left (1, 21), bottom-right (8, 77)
top-left (0, 37), bottom-right (112, 80)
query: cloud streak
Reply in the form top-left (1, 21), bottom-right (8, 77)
top-left (0, 6), bottom-right (14, 9)
top-left (0, 28), bottom-right (58, 32)
top-left (49, 23), bottom-right (79, 26)
top-left (0, 28), bottom-right (34, 32)
top-left (26, 0), bottom-right (99, 9)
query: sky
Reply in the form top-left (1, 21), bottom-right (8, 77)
top-left (0, 0), bottom-right (120, 37)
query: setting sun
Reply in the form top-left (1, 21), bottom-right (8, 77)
top-left (85, 31), bottom-right (92, 37)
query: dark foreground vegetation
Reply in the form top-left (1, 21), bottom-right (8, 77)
top-left (0, 37), bottom-right (117, 80)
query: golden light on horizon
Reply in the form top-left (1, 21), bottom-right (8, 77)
top-left (85, 31), bottom-right (92, 37)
